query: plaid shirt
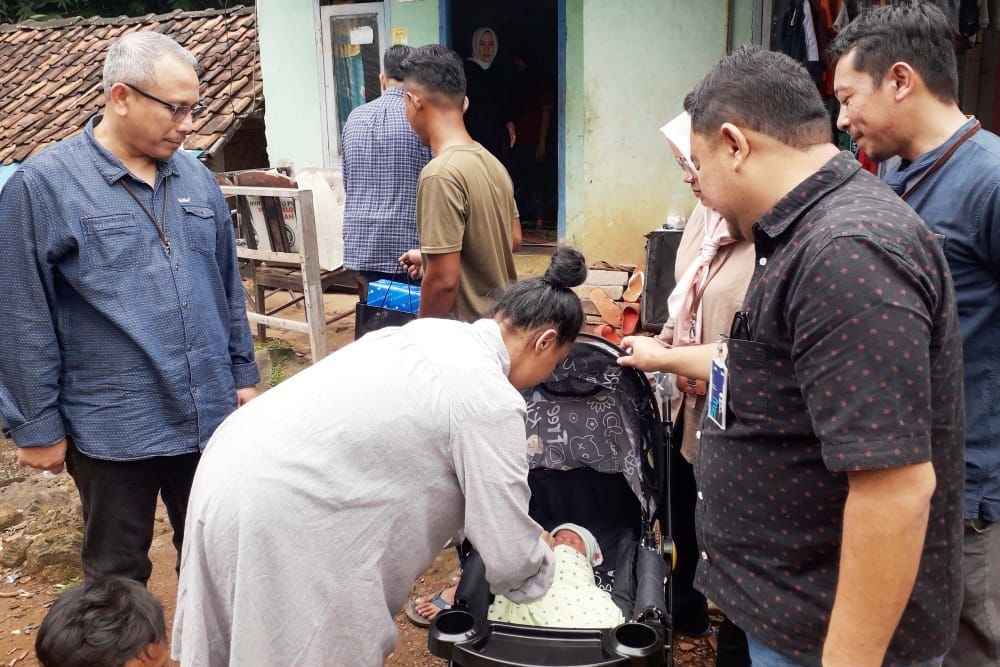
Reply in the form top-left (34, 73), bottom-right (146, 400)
top-left (342, 87), bottom-right (431, 274)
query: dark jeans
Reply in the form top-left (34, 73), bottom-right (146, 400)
top-left (943, 519), bottom-right (1000, 666)
top-left (65, 444), bottom-right (201, 584)
top-left (747, 633), bottom-right (943, 667)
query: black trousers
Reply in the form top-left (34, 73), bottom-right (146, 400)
top-left (670, 414), bottom-right (709, 628)
top-left (66, 444), bottom-right (200, 584)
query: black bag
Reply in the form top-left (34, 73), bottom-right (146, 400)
top-left (353, 273), bottom-right (418, 340)
top-left (354, 302), bottom-right (415, 340)
top-left (640, 228), bottom-right (684, 332)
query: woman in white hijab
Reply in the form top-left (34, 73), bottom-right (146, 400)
top-left (463, 26), bottom-right (515, 158)
top-left (656, 111), bottom-right (755, 667)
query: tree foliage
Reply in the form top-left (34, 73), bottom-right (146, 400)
top-left (0, 1), bottom-right (253, 25)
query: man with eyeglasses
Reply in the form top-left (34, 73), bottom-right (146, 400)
top-left (0, 31), bottom-right (259, 585)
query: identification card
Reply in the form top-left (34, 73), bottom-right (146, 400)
top-left (707, 357), bottom-right (728, 430)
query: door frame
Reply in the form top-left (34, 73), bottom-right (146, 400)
top-left (439, 0), bottom-right (567, 235)
top-left (317, 1), bottom-right (390, 165)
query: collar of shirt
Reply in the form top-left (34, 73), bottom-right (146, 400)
top-left (884, 117), bottom-right (979, 194)
top-left (381, 85), bottom-right (406, 100)
top-left (754, 151), bottom-right (861, 239)
top-left (83, 115), bottom-right (180, 185)
top-left (472, 318), bottom-right (511, 376)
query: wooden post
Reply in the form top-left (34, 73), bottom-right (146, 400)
top-left (223, 184), bottom-right (332, 365)
top-left (296, 190), bottom-right (327, 361)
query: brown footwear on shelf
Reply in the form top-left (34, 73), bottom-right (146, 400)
top-left (621, 303), bottom-right (641, 335)
top-left (593, 324), bottom-right (622, 345)
top-left (622, 271), bottom-right (644, 303)
top-left (589, 288), bottom-right (623, 327)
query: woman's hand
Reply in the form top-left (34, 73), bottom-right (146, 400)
top-left (617, 335), bottom-right (671, 372)
top-left (540, 531), bottom-right (556, 549)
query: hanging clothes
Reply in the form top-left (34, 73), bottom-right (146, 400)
top-left (780, 1), bottom-right (808, 63)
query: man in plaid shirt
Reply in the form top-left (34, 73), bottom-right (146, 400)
top-left (342, 44), bottom-right (432, 285)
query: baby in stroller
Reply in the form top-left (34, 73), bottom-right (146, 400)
top-left (488, 523), bottom-right (625, 629)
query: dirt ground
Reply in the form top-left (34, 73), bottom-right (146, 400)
top-left (0, 290), bottom-right (716, 666)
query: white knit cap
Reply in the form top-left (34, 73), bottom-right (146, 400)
top-left (551, 523), bottom-right (604, 567)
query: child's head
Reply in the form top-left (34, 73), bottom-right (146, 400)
top-left (36, 577), bottom-right (168, 667)
top-left (551, 523), bottom-right (604, 567)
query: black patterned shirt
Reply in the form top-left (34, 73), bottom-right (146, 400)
top-left (694, 152), bottom-right (965, 666)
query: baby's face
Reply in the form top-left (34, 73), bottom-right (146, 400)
top-left (553, 529), bottom-right (586, 555)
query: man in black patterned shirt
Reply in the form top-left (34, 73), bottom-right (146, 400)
top-left (620, 46), bottom-right (963, 667)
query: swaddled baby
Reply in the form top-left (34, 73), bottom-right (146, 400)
top-left (487, 523), bottom-right (625, 629)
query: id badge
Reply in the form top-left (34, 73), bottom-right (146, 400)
top-left (707, 357), bottom-right (728, 430)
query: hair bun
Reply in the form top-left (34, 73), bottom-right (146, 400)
top-left (542, 246), bottom-right (587, 290)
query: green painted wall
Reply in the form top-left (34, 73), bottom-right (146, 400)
top-left (256, 0), bottom-right (732, 265)
top-left (563, 0), bottom-right (729, 265)
top-left (729, 0), bottom-right (755, 48)
top-left (390, 0), bottom-right (439, 46)
top-left (257, 0), bottom-right (326, 171)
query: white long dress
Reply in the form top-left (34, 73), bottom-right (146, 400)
top-left (171, 318), bottom-right (555, 667)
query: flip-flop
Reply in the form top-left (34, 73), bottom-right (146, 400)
top-left (404, 590), bottom-right (451, 628)
top-left (622, 271), bottom-right (644, 303)
top-left (594, 324), bottom-right (622, 345)
top-left (590, 288), bottom-right (623, 327)
top-left (621, 303), bottom-right (641, 336)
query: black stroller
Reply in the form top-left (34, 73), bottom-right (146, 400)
top-left (429, 334), bottom-right (674, 666)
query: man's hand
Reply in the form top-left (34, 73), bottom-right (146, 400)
top-left (236, 387), bottom-right (259, 406)
top-left (535, 143), bottom-right (546, 162)
top-left (617, 336), bottom-right (671, 372)
top-left (506, 122), bottom-right (517, 148)
top-left (399, 249), bottom-right (423, 281)
top-left (18, 438), bottom-right (67, 474)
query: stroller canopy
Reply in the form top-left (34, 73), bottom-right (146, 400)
top-left (523, 335), bottom-right (663, 522)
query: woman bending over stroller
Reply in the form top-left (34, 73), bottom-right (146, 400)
top-left (171, 247), bottom-right (588, 667)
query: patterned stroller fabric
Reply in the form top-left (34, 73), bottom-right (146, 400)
top-left (523, 337), bottom-right (662, 521)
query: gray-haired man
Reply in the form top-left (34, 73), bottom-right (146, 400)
top-left (0, 31), bottom-right (259, 583)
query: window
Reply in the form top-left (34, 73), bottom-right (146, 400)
top-left (320, 2), bottom-right (388, 161)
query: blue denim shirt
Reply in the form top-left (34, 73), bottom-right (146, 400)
top-left (0, 116), bottom-right (259, 460)
top-left (885, 118), bottom-right (1000, 521)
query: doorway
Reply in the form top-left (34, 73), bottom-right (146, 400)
top-left (445, 0), bottom-right (561, 239)
top-left (319, 1), bottom-right (389, 162)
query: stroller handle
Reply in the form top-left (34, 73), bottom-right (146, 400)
top-left (429, 610), bottom-right (667, 667)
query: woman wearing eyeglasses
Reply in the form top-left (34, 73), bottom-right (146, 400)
top-left (631, 109), bottom-right (755, 666)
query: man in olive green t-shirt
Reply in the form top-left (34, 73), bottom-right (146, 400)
top-left (399, 45), bottom-right (522, 322)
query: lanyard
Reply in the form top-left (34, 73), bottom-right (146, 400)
top-left (902, 120), bottom-right (980, 201)
top-left (121, 178), bottom-right (171, 256)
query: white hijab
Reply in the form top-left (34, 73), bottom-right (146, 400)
top-left (469, 26), bottom-right (498, 70)
top-left (657, 112), bottom-right (736, 347)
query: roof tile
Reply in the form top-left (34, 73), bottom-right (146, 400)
top-left (0, 5), bottom-right (261, 166)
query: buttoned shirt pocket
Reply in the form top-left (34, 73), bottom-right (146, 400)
top-left (182, 204), bottom-right (217, 256)
top-left (726, 338), bottom-right (770, 425)
top-left (81, 213), bottom-right (140, 271)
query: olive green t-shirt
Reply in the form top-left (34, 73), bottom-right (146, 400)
top-left (417, 143), bottom-right (518, 322)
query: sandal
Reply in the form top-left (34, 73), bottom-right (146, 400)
top-left (590, 288), bottom-right (623, 327)
top-left (404, 586), bottom-right (455, 628)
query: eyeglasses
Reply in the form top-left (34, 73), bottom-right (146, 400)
top-left (123, 83), bottom-right (207, 122)
top-left (674, 154), bottom-right (698, 178)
